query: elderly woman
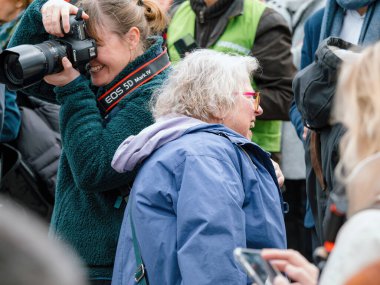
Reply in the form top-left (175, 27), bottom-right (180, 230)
top-left (111, 49), bottom-right (286, 285)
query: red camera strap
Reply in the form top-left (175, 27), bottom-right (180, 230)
top-left (97, 49), bottom-right (171, 115)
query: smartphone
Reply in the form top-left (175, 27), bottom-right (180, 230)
top-left (234, 248), bottom-right (280, 285)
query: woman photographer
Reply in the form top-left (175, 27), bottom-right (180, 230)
top-left (7, 0), bottom-right (169, 283)
top-left (111, 49), bottom-right (286, 285)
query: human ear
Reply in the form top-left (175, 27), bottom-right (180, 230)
top-left (125, 27), bottom-right (141, 50)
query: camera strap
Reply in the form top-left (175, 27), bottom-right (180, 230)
top-left (97, 49), bottom-right (170, 115)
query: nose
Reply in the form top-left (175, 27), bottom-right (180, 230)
top-left (255, 105), bottom-right (263, 116)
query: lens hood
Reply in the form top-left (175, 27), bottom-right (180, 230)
top-left (0, 45), bottom-right (49, 90)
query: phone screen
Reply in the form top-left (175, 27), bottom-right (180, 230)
top-left (234, 248), bottom-right (279, 285)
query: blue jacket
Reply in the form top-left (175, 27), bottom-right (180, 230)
top-left (111, 116), bottom-right (286, 285)
top-left (289, 8), bottom-right (324, 139)
top-left (0, 86), bottom-right (21, 142)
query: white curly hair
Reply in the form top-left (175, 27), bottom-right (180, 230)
top-left (152, 49), bottom-right (259, 122)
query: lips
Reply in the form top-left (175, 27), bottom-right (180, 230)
top-left (250, 121), bottom-right (255, 128)
top-left (89, 64), bottom-right (104, 73)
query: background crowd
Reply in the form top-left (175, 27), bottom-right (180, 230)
top-left (0, 0), bottom-right (380, 284)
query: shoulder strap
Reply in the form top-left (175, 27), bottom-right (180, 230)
top-left (310, 130), bottom-right (327, 192)
top-left (129, 206), bottom-right (148, 285)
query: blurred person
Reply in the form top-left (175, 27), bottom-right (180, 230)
top-left (264, 0), bottom-right (325, 261)
top-left (0, 195), bottom-right (88, 285)
top-left (262, 40), bottom-right (380, 285)
top-left (166, 0), bottom-right (296, 163)
top-left (290, 0), bottom-right (378, 140)
top-left (7, 0), bottom-right (169, 283)
top-left (344, 260), bottom-right (380, 285)
top-left (290, 0), bottom-right (380, 248)
top-left (111, 50), bottom-right (287, 285)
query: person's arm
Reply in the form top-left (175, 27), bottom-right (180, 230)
top-left (289, 22), bottom-right (312, 140)
top-left (252, 8), bottom-right (296, 121)
top-left (176, 154), bottom-right (247, 284)
top-left (55, 75), bottom-right (157, 192)
top-left (290, 9), bottom-right (324, 140)
top-left (289, 100), bottom-right (305, 140)
top-left (300, 8), bottom-right (324, 70)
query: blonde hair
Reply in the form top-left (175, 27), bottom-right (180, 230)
top-left (152, 49), bottom-right (259, 122)
top-left (334, 42), bottom-right (380, 214)
top-left (335, 42), bottom-right (380, 178)
top-left (79, 0), bottom-right (167, 47)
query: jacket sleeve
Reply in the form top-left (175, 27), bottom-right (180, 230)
top-left (55, 75), bottom-right (155, 192)
top-left (251, 8), bottom-right (296, 121)
top-left (290, 18), bottom-right (314, 140)
top-left (0, 88), bottom-right (21, 142)
top-left (175, 155), bottom-right (247, 284)
top-left (291, 8), bottom-right (324, 139)
top-left (8, 0), bottom-right (62, 104)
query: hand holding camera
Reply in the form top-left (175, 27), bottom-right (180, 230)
top-left (41, 0), bottom-right (89, 37)
top-left (41, 1), bottom-right (91, 86)
top-left (0, 0), bottom-right (97, 90)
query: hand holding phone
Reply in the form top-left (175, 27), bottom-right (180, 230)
top-left (234, 247), bottom-right (280, 285)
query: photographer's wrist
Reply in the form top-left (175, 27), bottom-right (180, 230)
top-left (54, 74), bottom-right (88, 102)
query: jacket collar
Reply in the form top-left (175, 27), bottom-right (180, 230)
top-left (190, 0), bottom-right (243, 22)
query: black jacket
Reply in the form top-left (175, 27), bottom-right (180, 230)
top-left (15, 95), bottom-right (61, 196)
top-left (293, 37), bottom-right (360, 242)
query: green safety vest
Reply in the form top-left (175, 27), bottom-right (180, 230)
top-left (167, 0), bottom-right (282, 152)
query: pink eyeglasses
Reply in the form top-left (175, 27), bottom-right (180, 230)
top-left (242, 91), bottom-right (260, 112)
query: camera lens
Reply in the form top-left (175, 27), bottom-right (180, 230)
top-left (0, 41), bottom-right (67, 90)
top-left (4, 53), bottom-right (23, 85)
top-left (35, 40), bottom-right (67, 74)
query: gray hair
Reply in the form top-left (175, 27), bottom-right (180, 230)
top-left (152, 49), bottom-right (259, 122)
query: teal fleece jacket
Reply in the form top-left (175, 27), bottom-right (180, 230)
top-left (8, 0), bottom-right (170, 280)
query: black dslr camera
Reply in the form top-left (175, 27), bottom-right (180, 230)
top-left (0, 10), bottom-right (97, 90)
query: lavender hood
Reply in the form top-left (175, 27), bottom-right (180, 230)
top-left (112, 116), bottom-right (205, 172)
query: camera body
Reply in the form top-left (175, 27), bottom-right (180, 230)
top-left (0, 13), bottom-right (97, 90)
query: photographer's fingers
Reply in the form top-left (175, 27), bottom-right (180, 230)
top-left (44, 57), bottom-right (80, 87)
top-left (41, 0), bottom-right (88, 36)
top-left (51, 6), bottom-right (64, 36)
top-left (60, 6), bottom-right (71, 34)
top-left (62, 57), bottom-right (72, 69)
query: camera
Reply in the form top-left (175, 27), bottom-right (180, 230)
top-left (0, 10), bottom-right (97, 90)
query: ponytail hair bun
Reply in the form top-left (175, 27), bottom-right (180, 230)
top-left (139, 0), bottom-right (168, 35)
